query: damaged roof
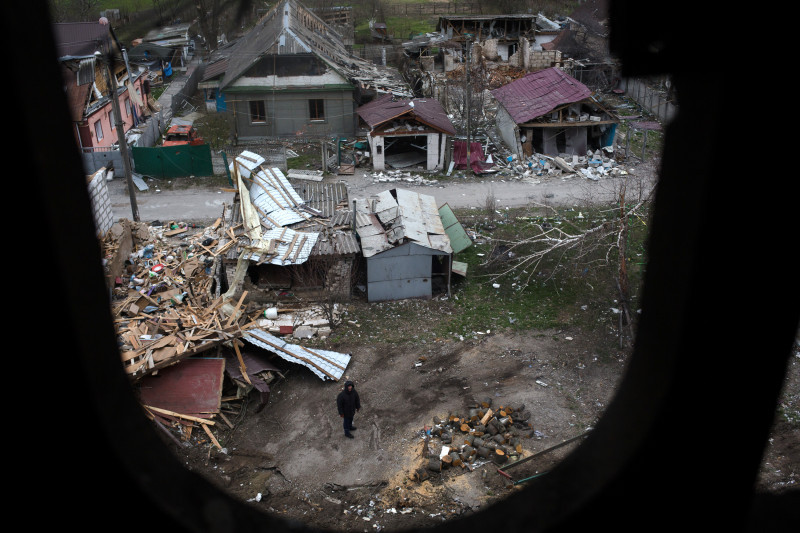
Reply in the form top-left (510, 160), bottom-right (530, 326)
top-left (491, 67), bottom-right (593, 124)
top-left (356, 94), bottom-right (456, 136)
top-left (354, 189), bottom-right (451, 258)
top-left (229, 151), bottom-right (359, 263)
top-left (217, 0), bottom-right (410, 96)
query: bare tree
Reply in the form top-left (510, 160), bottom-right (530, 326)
top-left (483, 171), bottom-right (654, 346)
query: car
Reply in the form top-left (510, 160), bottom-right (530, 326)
top-left (162, 124), bottom-right (204, 146)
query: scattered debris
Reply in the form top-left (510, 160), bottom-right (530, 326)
top-left (409, 399), bottom-right (536, 482)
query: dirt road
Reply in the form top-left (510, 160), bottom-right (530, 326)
top-left (108, 160), bottom-right (659, 225)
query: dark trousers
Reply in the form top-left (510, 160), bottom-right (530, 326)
top-left (343, 416), bottom-right (354, 435)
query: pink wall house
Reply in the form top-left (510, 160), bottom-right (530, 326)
top-left (80, 74), bottom-right (148, 149)
top-left (54, 21), bottom-right (150, 150)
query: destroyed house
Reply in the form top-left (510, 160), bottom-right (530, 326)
top-left (54, 21), bottom-right (149, 151)
top-left (491, 67), bottom-right (619, 157)
top-left (356, 94), bottom-right (455, 172)
top-left (354, 189), bottom-right (454, 302)
top-left (437, 14), bottom-right (537, 63)
top-left (199, 0), bottom-right (411, 139)
top-left (221, 151), bottom-right (360, 302)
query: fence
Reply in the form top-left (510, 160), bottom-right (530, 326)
top-left (131, 144), bottom-right (213, 178)
top-left (619, 78), bottom-right (677, 125)
top-left (80, 109), bottom-right (166, 175)
top-left (222, 143), bottom-right (288, 172)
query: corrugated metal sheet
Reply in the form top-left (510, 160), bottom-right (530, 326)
top-left (292, 181), bottom-right (349, 218)
top-left (244, 329), bottom-right (350, 381)
top-left (243, 227), bottom-right (319, 266)
top-left (312, 231), bottom-right (360, 256)
top-left (491, 67), bottom-right (593, 124)
top-left (354, 189), bottom-right (452, 257)
top-left (233, 151), bottom-right (313, 230)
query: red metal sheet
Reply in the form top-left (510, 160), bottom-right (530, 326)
top-left (138, 358), bottom-right (225, 418)
top-left (491, 67), bottom-right (593, 124)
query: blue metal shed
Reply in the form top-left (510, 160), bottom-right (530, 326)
top-left (354, 189), bottom-right (454, 302)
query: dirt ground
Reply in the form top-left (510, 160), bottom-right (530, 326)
top-left (128, 145), bottom-right (798, 531)
top-left (163, 296), bottom-right (799, 532)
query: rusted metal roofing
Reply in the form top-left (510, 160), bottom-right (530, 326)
top-left (357, 94), bottom-right (456, 136)
top-left (138, 358), bottom-right (225, 418)
top-left (354, 188), bottom-right (452, 258)
top-left (244, 329), bottom-right (351, 381)
top-left (491, 67), bottom-right (593, 124)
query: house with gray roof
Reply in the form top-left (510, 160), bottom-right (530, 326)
top-left (199, 0), bottom-right (410, 140)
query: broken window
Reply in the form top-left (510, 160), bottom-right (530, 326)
top-left (309, 99), bottom-right (325, 121)
top-left (249, 100), bottom-right (266, 124)
top-left (94, 119), bottom-right (103, 140)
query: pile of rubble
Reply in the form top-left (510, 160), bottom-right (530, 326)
top-left (100, 215), bottom-right (353, 448)
top-left (484, 145), bottom-right (626, 182)
top-left (102, 217), bottom-right (243, 380)
top-left (369, 169), bottom-right (441, 186)
top-left (411, 397), bottom-right (537, 481)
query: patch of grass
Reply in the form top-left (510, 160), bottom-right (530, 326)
top-left (431, 202), bottom-right (651, 341)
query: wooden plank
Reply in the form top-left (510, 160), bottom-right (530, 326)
top-left (292, 235), bottom-right (307, 263)
top-left (164, 227), bottom-right (188, 237)
top-left (282, 233), bottom-right (299, 261)
top-left (144, 405), bottom-right (216, 426)
top-left (201, 422), bottom-right (223, 451)
top-left (225, 291), bottom-right (248, 328)
top-left (233, 339), bottom-right (252, 385)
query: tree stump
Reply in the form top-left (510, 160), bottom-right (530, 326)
top-left (493, 449), bottom-right (508, 464)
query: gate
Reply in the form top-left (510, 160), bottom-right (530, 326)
top-left (131, 144), bottom-right (213, 178)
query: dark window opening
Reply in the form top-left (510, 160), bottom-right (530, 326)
top-left (249, 100), bottom-right (266, 124)
top-left (309, 99), bottom-right (325, 121)
top-left (250, 54), bottom-right (324, 77)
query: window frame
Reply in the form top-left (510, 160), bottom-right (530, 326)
top-left (248, 100), bottom-right (267, 124)
top-left (308, 98), bottom-right (325, 122)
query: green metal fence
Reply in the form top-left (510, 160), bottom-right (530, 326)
top-left (131, 144), bottom-right (213, 178)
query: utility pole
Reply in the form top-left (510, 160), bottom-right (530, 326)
top-left (465, 37), bottom-right (471, 175)
top-left (98, 50), bottom-right (139, 221)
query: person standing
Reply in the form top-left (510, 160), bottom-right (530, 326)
top-left (336, 380), bottom-right (360, 439)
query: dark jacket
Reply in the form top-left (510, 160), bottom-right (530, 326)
top-left (336, 381), bottom-right (361, 417)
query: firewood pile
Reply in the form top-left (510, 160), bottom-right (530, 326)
top-left (102, 218), bottom-right (257, 382)
top-left (412, 397), bottom-right (535, 481)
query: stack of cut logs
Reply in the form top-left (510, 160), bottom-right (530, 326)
top-left (418, 397), bottom-right (534, 478)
